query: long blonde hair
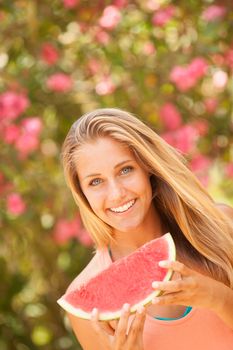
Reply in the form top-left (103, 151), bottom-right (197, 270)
top-left (61, 108), bottom-right (233, 287)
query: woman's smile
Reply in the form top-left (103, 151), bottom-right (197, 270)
top-left (108, 198), bottom-right (137, 214)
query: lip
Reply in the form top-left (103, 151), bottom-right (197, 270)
top-left (108, 199), bottom-right (137, 215)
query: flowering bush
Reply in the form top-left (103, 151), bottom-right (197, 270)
top-left (0, 1), bottom-right (232, 349)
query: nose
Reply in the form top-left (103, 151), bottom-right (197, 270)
top-left (107, 179), bottom-right (126, 205)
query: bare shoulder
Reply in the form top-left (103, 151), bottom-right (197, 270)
top-left (215, 202), bottom-right (233, 220)
top-left (66, 312), bottom-right (101, 350)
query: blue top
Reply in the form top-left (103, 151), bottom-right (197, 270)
top-left (154, 306), bottom-right (192, 321)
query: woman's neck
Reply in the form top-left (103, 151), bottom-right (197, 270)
top-left (109, 205), bottom-right (168, 261)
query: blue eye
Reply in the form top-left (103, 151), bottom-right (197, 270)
top-left (121, 166), bottom-right (133, 174)
top-left (90, 178), bottom-right (102, 186)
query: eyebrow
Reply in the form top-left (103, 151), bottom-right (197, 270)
top-left (83, 160), bottom-right (133, 179)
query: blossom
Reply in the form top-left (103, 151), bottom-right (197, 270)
top-left (212, 70), bottom-right (228, 89)
top-left (7, 193), bottom-right (26, 215)
top-left (21, 117), bottom-right (43, 136)
top-left (159, 102), bottom-right (182, 130)
top-left (143, 42), bottom-right (156, 55)
top-left (3, 124), bottom-right (21, 144)
top-left (99, 6), bottom-right (121, 30)
top-left (189, 154), bottom-right (211, 173)
top-left (15, 133), bottom-right (40, 159)
top-left (113, 0), bottom-right (128, 8)
top-left (77, 228), bottom-right (93, 247)
top-left (162, 125), bottom-right (198, 154)
top-left (192, 120), bottom-right (209, 137)
top-left (87, 59), bottom-right (102, 75)
top-left (0, 91), bottom-right (29, 120)
top-left (204, 98), bottom-right (218, 114)
top-left (46, 73), bottom-right (73, 92)
top-left (225, 48), bottom-right (233, 69)
top-left (53, 215), bottom-right (92, 246)
top-left (40, 43), bottom-right (59, 65)
top-left (95, 29), bottom-right (110, 45)
top-left (95, 77), bottom-right (116, 95)
top-left (225, 163), bottom-right (233, 178)
top-left (152, 6), bottom-right (175, 27)
top-left (170, 58), bottom-right (208, 91)
top-left (63, 0), bottom-right (79, 9)
top-left (202, 5), bottom-right (226, 22)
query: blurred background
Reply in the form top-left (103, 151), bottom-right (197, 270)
top-left (0, 0), bottom-right (233, 349)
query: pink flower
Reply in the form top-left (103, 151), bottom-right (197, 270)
top-left (204, 98), bottom-right (218, 114)
top-left (202, 5), bottom-right (226, 22)
top-left (0, 91), bottom-right (29, 120)
top-left (170, 58), bottom-right (208, 91)
top-left (53, 217), bottom-right (80, 244)
top-left (225, 163), bottom-right (233, 178)
top-left (113, 0), bottom-right (128, 8)
top-left (99, 6), bottom-right (121, 30)
top-left (46, 73), bottom-right (73, 93)
top-left (162, 125), bottom-right (198, 154)
top-left (192, 120), bottom-right (209, 136)
top-left (95, 77), bottom-right (116, 95)
top-left (87, 59), bottom-right (102, 75)
top-left (15, 133), bottom-right (39, 159)
top-left (198, 174), bottom-right (209, 187)
top-left (143, 42), bottom-right (156, 55)
top-left (159, 103), bottom-right (182, 130)
top-left (7, 193), bottom-right (26, 215)
top-left (188, 58), bottom-right (208, 80)
top-left (212, 70), bottom-right (228, 89)
top-left (21, 117), bottom-right (43, 136)
top-left (53, 215), bottom-right (92, 246)
top-left (189, 154), bottom-right (211, 173)
top-left (152, 6), bottom-right (175, 27)
top-left (78, 228), bottom-right (93, 247)
top-left (95, 29), bottom-right (110, 45)
top-left (63, 0), bottom-right (79, 8)
top-left (41, 43), bottom-right (59, 65)
top-left (170, 66), bottom-right (195, 91)
top-left (225, 48), bottom-right (233, 69)
top-left (3, 124), bottom-right (21, 144)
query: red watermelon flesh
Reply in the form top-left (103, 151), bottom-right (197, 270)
top-left (57, 233), bottom-right (176, 320)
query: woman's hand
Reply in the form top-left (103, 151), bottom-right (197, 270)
top-left (90, 303), bottom-right (146, 350)
top-left (151, 260), bottom-right (227, 313)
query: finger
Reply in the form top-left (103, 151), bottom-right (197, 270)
top-left (151, 292), bottom-right (188, 306)
top-left (114, 303), bottom-right (131, 343)
top-left (127, 306), bottom-right (146, 344)
top-left (152, 279), bottom-right (185, 293)
top-left (159, 260), bottom-right (191, 276)
top-left (90, 308), bottom-right (101, 333)
top-left (100, 321), bottom-right (115, 336)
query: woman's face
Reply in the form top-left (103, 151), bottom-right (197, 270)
top-left (76, 137), bottom-right (154, 234)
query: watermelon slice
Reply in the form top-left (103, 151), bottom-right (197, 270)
top-left (57, 233), bottom-right (176, 320)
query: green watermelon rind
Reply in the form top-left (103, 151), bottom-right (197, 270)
top-left (57, 233), bottom-right (176, 321)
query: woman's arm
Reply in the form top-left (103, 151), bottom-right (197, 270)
top-left (151, 203), bottom-right (233, 330)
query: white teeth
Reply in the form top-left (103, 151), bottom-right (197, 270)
top-left (110, 199), bottom-right (135, 213)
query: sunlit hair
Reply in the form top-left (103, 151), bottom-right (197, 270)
top-left (62, 108), bottom-right (233, 287)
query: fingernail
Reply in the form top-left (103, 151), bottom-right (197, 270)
top-left (137, 306), bottom-right (144, 314)
top-left (152, 282), bottom-right (159, 288)
top-left (91, 308), bottom-right (98, 316)
top-left (159, 261), bottom-right (168, 267)
top-left (123, 303), bottom-right (130, 312)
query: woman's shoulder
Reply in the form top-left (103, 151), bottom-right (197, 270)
top-left (65, 247), bottom-right (111, 294)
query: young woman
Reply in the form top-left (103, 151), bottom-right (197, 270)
top-left (59, 108), bottom-right (233, 350)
